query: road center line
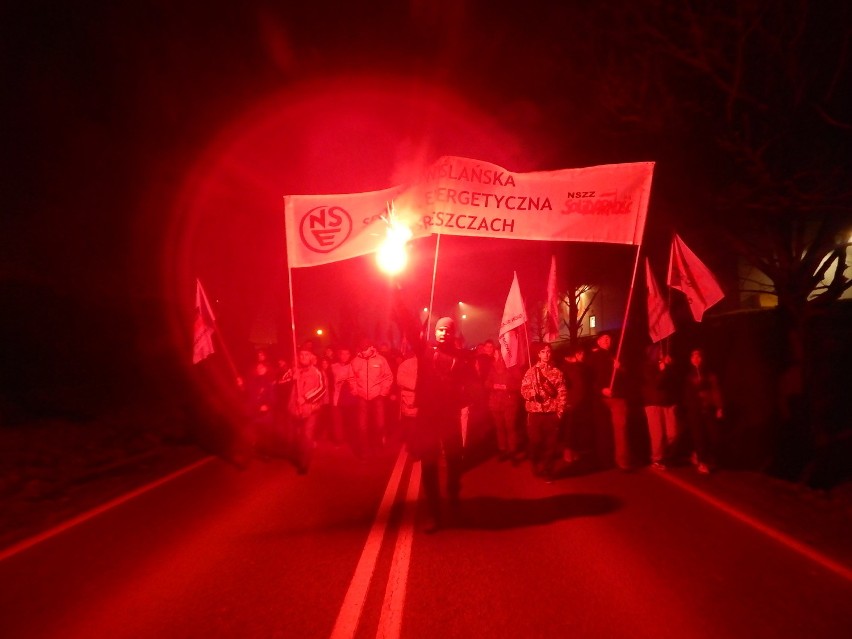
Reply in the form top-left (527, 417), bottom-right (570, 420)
top-left (329, 449), bottom-right (409, 639)
top-left (656, 470), bottom-right (852, 582)
top-left (376, 461), bottom-right (421, 639)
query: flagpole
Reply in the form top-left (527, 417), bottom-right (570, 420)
top-left (522, 319), bottom-right (545, 408)
top-left (197, 279), bottom-right (242, 386)
top-left (287, 259), bottom-right (298, 365)
top-left (426, 233), bottom-right (441, 338)
top-left (283, 197), bottom-right (299, 365)
top-left (610, 171), bottom-right (654, 387)
top-left (664, 230), bottom-right (675, 359)
top-left (611, 243), bottom-right (643, 389)
top-left (521, 322), bottom-right (530, 370)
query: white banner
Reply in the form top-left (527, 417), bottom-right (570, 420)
top-left (284, 157), bottom-right (655, 267)
top-left (419, 156), bottom-right (654, 245)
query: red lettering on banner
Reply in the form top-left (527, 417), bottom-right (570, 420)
top-left (560, 191), bottom-right (633, 215)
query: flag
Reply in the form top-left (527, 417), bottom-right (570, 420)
top-left (284, 185), bottom-right (422, 268)
top-left (193, 279), bottom-right (216, 364)
top-left (544, 255), bottom-right (561, 341)
top-left (645, 258), bottom-right (676, 343)
top-left (499, 272), bottom-right (528, 367)
top-left (668, 234), bottom-right (725, 321)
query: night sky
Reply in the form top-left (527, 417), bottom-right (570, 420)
top-left (3, 1), bottom-right (849, 387)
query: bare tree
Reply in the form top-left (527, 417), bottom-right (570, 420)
top-left (583, 0), bottom-right (852, 475)
top-left (607, 0), bottom-right (850, 308)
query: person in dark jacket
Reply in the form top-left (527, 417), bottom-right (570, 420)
top-left (559, 344), bottom-right (593, 465)
top-left (410, 317), bottom-right (476, 532)
top-left (485, 346), bottom-right (523, 463)
top-left (587, 332), bottom-right (631, 470)
top-left (683, 348), bottom-right (724, 474)
top-left (641, 344), bottom-right (679, 470)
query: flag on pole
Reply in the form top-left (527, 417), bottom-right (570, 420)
top-left (193, 279), bottom-right (216, 364)
top-left (645, 258), bottom-right (676, 343)
top-left (667, 234), bottom-right (725, 321)
top-left (499, 272), bottom-right (528, 367)
top-left (544, 255), bottom-right (561, 342)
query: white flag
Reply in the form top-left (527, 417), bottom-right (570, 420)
top-left (499, 272), bottom-right (527, 367)
top-left (668, 234), bottom-right (725, 321)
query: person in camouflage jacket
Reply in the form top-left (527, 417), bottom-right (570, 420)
top-left (521, 343), bottom-right (567, 480)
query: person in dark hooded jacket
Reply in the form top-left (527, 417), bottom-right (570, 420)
top-left (410, 317), bottom-right (476, 532)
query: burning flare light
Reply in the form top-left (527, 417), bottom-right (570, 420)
top-left (376, 202), bottom-right (413, 275)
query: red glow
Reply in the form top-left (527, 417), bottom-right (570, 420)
top-left (163, 74), bottom-right (531, 424)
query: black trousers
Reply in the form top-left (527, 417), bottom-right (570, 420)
top-left (411, 411), bottom-right (463, 521)
top-left (526, 411), bottom-right (561, 476)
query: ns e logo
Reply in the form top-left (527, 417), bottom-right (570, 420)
top-left (299, 206), bottom-right (352, 253)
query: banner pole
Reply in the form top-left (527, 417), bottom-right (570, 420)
top-left (522, 310), bottom-right (532, 371)
top-left (610, 171), bottom-right (654, 388)
top-left (663, 231), bottom-right (675, 359)
top-left (284, 197), bottom-right (298, 364)
top-left (287, 260), bottom-right (298, 364)
top-left (426, 233), bottom-right (441, 338)
top-left (522, 316), bottom-right (543, 408)
top-left (611, 243), bottom-right (643, 389)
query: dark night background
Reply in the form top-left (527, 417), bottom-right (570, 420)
top-left (2, 2), bottom-right (850, 484)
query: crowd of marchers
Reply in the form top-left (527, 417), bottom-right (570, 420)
top-left (238, 320), bottom-right (724, 532)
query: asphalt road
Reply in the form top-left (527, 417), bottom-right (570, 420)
top-left (1, 441), bottom-right (850, 639)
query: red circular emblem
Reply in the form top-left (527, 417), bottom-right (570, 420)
top-left (299, 206), bottom-right (353, 253)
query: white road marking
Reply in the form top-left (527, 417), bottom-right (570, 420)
top-left (656, 470), bottom-right (852, 582)
top-left (330, 449), bottom-right (409, 639)
top-left (0, 456), bottom-right (214, 562)
top-left (377, 461), bottom-right (421, 639)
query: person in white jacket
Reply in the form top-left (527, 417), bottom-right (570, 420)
top-left (350, 337), bottom-right (393, 457)
top-left (287, 346), bottom-right (326, 474)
